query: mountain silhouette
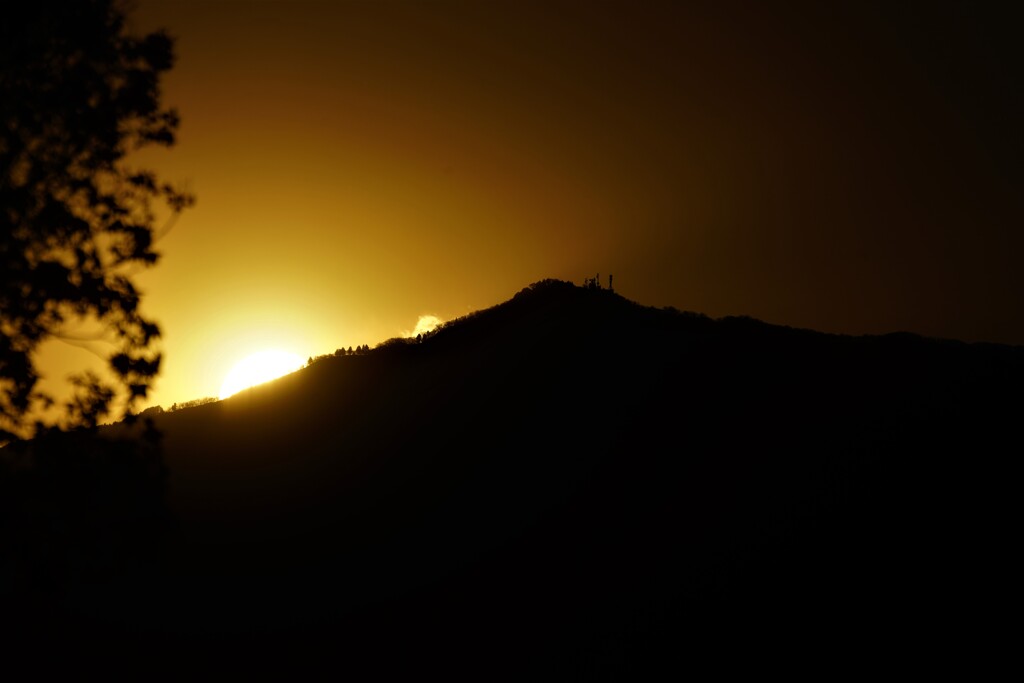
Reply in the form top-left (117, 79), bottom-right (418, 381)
top-left (3, 279), bottom-right (1017, 675)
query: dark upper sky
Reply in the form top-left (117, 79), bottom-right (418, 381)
top-left (42, 0), bottom-right (1022, 408)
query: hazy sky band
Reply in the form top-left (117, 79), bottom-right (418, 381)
top-left (34, 0), bottom-right (1016, 410)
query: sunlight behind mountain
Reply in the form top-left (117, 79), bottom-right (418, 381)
top-left (218, 350), bottom-right (305, 399)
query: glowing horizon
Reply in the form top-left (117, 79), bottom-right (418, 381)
top-left (55, 0), bottom-right (1019, 414)
top-left (218, 350), bottom-right (305, 400)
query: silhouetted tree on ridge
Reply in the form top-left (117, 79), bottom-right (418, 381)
top-left (169, 397), bottom-right (217, 412)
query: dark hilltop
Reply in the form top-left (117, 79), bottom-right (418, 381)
top-left (3, 279), bottom-right (1017, 675)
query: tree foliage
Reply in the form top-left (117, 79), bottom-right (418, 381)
top-left (168, 397), bottom-right (218, 413)
top-left (0, 1), bottom-right (192, 439)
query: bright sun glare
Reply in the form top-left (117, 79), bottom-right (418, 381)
top-left (219, 350), bottom-right (305, 400)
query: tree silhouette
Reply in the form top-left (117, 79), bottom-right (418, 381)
top-left (0, 1), bottom-right (192, 440)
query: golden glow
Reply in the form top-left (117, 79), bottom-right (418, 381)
top-left (219, 350), bottom-right (305, 399)
top-left (73, 0), bottom-right (1018, 420)
top-left (409, 315), bottom-right (443, 337)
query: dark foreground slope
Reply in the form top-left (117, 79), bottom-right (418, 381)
top-left (4, 280), bottom-right (1020, 674)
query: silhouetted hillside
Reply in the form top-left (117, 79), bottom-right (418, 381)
top-left (3, 279), bottom-right (1019, 675)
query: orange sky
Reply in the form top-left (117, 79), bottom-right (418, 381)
top-left (35, 0), bottom-right (1024, 412)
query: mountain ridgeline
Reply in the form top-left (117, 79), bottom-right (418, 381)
top-left (4, 279), bottom-right (1018, 673)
